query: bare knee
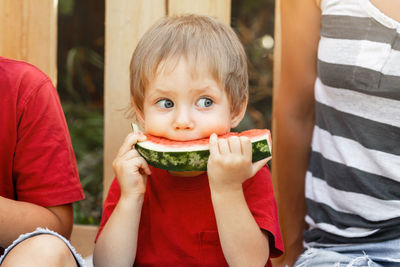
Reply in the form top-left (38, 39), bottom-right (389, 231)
top-left (1, 234), bottom-right (77, 267)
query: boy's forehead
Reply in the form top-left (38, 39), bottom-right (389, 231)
top-left (144, 59), bottom-right (226, 97)
top-left (155, 56), bottom-right (219, 82)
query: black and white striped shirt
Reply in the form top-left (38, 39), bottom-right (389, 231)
top-left (304, 0), bottom-right (400, 247)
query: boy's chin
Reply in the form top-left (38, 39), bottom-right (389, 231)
top-left (168, 170), bottom-right (205, 177)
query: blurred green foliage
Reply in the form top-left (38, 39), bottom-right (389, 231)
top-left (63, 103), bottom-right (103, 224)
top-left (58, 0), bottom-right (104, 225)
top-left (57, 0), bottom-right (275, 225)
top-left (232, 0), bottom-right (275, 131)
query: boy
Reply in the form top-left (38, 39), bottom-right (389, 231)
top-left (94, 14), bottom-right (283, 266)
top-left (0, 57), bottom-right (85, 266)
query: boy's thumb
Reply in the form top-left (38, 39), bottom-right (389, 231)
top-left (252, 157), bottom-right (270, 175)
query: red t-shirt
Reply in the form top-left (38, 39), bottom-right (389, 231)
top-left (0, 57), bottom-right (84, 215)
top-left (97, 165), bottom-right (283, 266)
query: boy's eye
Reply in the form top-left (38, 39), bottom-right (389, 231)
top-left (196, 97), bottom-right (213, 108)
top-left (156, 99), bottom-right (174, 109)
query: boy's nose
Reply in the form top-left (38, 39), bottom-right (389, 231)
top-left (173, 108), bottom-right (194, 130)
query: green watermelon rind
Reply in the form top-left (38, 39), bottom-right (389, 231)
top-left (135, 138), bottom-right (271, 172)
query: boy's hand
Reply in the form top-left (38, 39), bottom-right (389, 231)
top-left (207, 133), bottom-right (268, 193)
top-left (113, 132), bottom-right (151, 198)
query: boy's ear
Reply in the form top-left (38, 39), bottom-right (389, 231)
top-left (230, 97), bottom-right (248, 128)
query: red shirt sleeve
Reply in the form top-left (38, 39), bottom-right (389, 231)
top-left (12, 66), bottom-right (84, 206)
top-left (243, 166), bottom-right (284, 258)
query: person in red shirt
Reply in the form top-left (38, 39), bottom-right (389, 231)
top-left (0, 57), bottom-right (85, 266)
top-left (94, 14), bottom-right (283, 266)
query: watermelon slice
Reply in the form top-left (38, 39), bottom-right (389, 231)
top-left (132, 123), bottom-right (272, 171)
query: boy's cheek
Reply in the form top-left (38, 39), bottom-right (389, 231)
top-left (144, 126), bottom-right (167, 137)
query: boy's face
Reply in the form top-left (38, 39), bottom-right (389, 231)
top-left (139, 58), bottom-right (243, 141)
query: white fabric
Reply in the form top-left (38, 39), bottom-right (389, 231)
top-left (315, 78), bottom-right (400, 128)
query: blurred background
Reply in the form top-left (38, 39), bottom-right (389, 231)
top-left (57, 0), bottom-right (275, 225)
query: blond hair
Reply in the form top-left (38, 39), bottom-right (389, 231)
top-left (129, 14), bottom-right (248, 116)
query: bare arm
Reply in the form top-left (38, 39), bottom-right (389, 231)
top-left (208, 134), bottom-right (270, 266)
top-left (93, 132), bottom-right (150, 267)
top-left (0, 199), bottom-right (73, 247)
top-left (93, 193), bottom-right (144, 267)
top-left (211, 189), bottom-right (270, 267)
top-left (271, 0), bottom-right (321, 266)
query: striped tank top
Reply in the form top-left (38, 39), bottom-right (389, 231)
top-left (304, 0), bottom-right (400, 246)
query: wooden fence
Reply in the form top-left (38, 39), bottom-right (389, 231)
top-left (0, 0), bottom-right (57, 83)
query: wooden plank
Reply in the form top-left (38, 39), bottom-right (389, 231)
top-left (70, 224), bottom-right (99, 258)
top-left (272, 0), bottom-right (281, 98)
top-left (168, 0), bottom-right (231, 25)
top-left (271, 2), bottom-right (281, 264)
top-left (271, 0), bottom-right (280, 199)
top-left (0, 0), bottom-right (57, 83)
top-left (104, 0), bottom-right (166, 200)
top-left (271, 0), bottom-right (281, 255)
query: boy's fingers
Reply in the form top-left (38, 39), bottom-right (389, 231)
top-left (240, 136), bottom-right (252, 158)
top-left (133, 157), bottom-right (151, 176)
top-left (120, 148), bottom-right (141, 160)
top-left (209, 133), bottom-right (219, 156)
top-left (228, 136), bottom-right (241, 154)
top-left (218, 138), bottom-right (230, 154)
top-left (117, 134), bottom-right (138, 156)
top-left (252, 158), bottom-right (269, 175)
top-left (118, 132), bottom-right (146, 157)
